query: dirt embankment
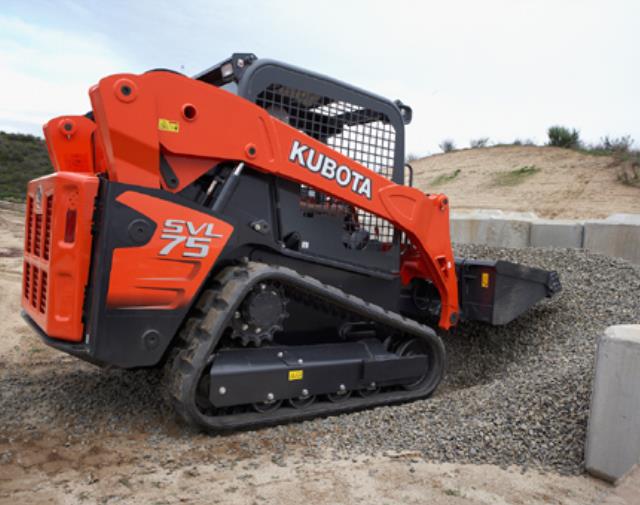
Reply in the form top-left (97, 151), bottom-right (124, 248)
top-left (412, 146), bottom-right (640, 219)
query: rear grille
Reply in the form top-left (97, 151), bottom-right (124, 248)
top-left (22, 172), bottom-right (98, 342)
top-left (23, 193), bottom-right (53, 314)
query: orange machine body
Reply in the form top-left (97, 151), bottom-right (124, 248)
top-left (24, 68), bottom-right (459, 352)
top-left (89, 71), bottom-right (459, 329)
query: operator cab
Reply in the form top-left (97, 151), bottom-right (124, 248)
top-left (196, 53), bottom-right (412, 276)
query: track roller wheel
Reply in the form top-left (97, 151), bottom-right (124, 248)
top-left (357, 383), bottom-right (381, 397)
top-left (327, 384), bottom-right (352, 402)
top-left (289, 393), bottom-right (316, 409)
top-left (252, 398), bottom-right (283, 413)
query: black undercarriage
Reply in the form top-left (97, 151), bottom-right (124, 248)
top-left (163, 262), bottom-right (446, 430)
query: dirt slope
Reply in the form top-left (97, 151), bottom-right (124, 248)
top-left (412, 146), bottom-right (640, 219)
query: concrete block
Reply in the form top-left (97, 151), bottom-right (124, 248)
top-left (530, 219), bottom-right (584, 248)
top-left (605, 213), bottom-right (640, 225)
top-left (450, 216), bottom-right (531, 248)
top-left (584, 216), bottom-right (640, 264)
top-left (586, 325), bottom-right (640, 484)
top-left (451, 209), bottom-right (538, 220)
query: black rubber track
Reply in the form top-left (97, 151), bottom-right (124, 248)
top-left (163, 262), bottom-right (446, 431)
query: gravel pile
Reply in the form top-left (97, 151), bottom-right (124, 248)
top-left (1, 246), bottom-right (639, 475)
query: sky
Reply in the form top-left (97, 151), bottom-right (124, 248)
top-left (0, 0), bottom-right (638, 156)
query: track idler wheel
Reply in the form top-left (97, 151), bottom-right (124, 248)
top-left (396, 338), bottom-right (433, 391)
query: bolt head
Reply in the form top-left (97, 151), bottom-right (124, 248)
top-left (339, 384), bottom-right (346, 392)
top-left (266, 392), bottom-right (274, 401)
top-left (254, 224), bottom-right (261, 231)
top-left (218, 386), bottom-right (226, 395)
top-left (255, 327), bottom-right (262, 333)
top-left (241, 324), bottom-right (249, 331)
top-left (297, 358), bottom-right (304, 364)
top-left (301, 389), bottom-right (309, 397)
top-left (277, 351), bottom-right (284, 358)
top-left (234, 311), bottom-right (241, 319)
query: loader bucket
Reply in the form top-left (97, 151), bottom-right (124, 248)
top-left (456, 258), bottom-right (562, 325)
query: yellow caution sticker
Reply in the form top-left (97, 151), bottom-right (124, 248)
top-left (158, 118), bottom-right (179, 133)
top-left (481, 272), bottom-right (490, 288)
top-left (288, 369), bottom-right (303, 381)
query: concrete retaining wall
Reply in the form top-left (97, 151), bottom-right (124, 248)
top-left (586, 325), bottom-right (640, 484)
top-left (450, 210), bottom-right (640, 265)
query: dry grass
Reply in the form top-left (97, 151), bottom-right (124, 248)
top-left (492, 165), bottom-right (540, 186)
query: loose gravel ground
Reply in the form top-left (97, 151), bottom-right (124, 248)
top-left (1, 246), bottom-right (639, 479)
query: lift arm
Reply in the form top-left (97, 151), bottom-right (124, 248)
top-left (86, 71), bottom-right (459, 329)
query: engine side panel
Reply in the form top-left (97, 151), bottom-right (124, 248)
top-left (84, 182), bottom-right (234, 367)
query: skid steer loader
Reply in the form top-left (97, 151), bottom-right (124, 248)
top-left (21, 53), bottom-right (561, 430)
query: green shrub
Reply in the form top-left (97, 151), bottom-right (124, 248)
top-left (0, 132), bottom-right (53, 201)
top-left (405, 153), bottom-right (420, 163)
top-left (547, 126), bottom-right (581, 148)
top-left (439, 139), bottom-right (456, 153)
top-left (493, 165), bottom-right (540, 186)
top-left (512, 138), bottom-right (536, 146)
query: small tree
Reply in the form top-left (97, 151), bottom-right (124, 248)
top-left (470, 137), bottom-right (490, 148)
top-left (439, 139), bottom-right (456, 153)
top-left (547, 126), bottom-right (580, 148)
top-left (405, 152), bottom-right (420, 163)
top-left (598, 135), bottom-right (634, 153)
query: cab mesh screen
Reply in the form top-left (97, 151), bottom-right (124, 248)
top-left (256, 84), bottom-right (397, 244)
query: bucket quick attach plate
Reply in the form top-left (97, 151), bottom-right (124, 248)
top-left (456, 259), bottom-right (561, 325)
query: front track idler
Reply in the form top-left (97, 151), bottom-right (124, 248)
top-left (163, 262), bottom-right (446, 431)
